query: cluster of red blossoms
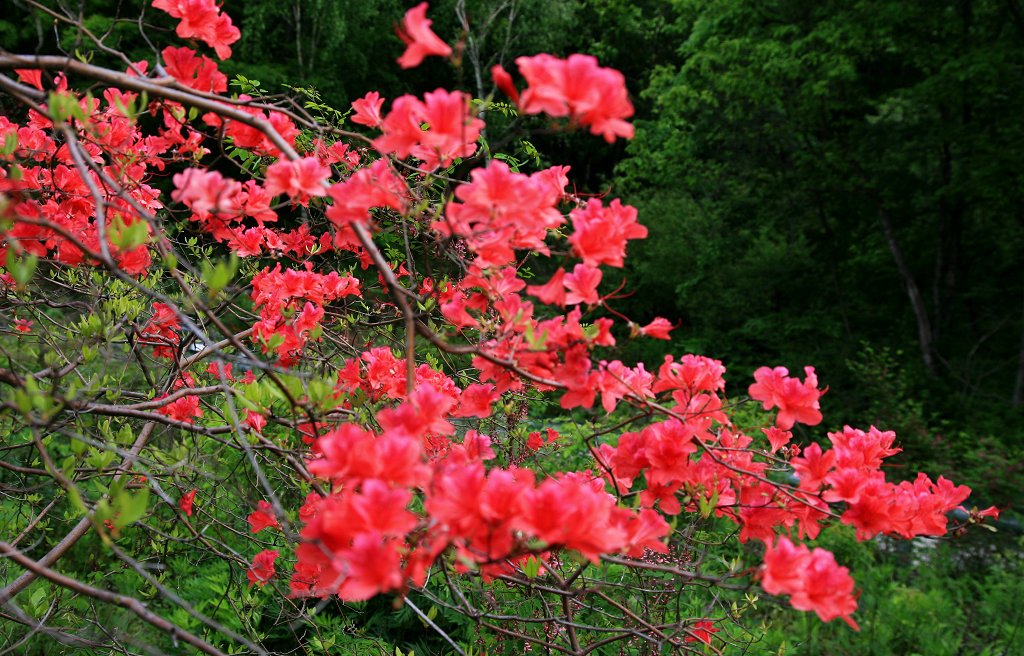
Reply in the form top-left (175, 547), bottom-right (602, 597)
top-left (249, 263), bottom-right (361, 363)
top-left (152, 0), bottom-right (240, 60)
top-left (0, 83), bottom-right (161, 275)
top-left (0, 1), bottom-right (999, 641)
top-left (763, 536), bottom-right (858, 627)
top-left (494, 54), bottom-right (636, 142)
top-left (294, 407), bottom-right (668, 599)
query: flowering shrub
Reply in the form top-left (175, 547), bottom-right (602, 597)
top-left (0, 2), bottom-right (999, 654)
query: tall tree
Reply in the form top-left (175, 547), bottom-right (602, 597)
top-left (618, 0), bottom-right (1024, 410)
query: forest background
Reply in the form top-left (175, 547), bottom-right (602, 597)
top-left (2, 0), bottom-right (1023, 654)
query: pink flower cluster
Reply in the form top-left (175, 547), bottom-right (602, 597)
top-left (433, 160), bottom-right (567, 267)
top-left (763, 536), bottom-right (859, 628)
top-left (250, 264), bottom-right (362, 364)
top-left (152, 0), bottom-right (240, 59)
top-left (370, 89), bottom-right (484, 171)
top-left (793, 426), bottom-right (972, 540)
top-left (494, 54), bottom-right (635, 142)
top-left (749, 365), bottom-right (824, 430)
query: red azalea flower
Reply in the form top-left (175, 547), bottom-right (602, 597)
top-left (749, 366), bottom-right (824, 430)
top-left (247, 549), bottom-right (279, 587)
top-left (396, 2), bottom-right (452, 69)
top-left (684, 620), bottom-right (720, 644)
top-left (179, 489), bottom-right (197, 517)
top-left (248, 500), bottom-right (280, 533)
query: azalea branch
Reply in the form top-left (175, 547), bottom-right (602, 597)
top-left (58, 126), bottom-right (113, 265)
top-left (0, 53), bottom-right (365, 146)
top-left (404, 597), bottom-right (469, 656)
top-left (105, 541), bottom-right (271, 656)
top-left (0, 2), bottom-right (988, 652)
top-left (0, 541), bottom-right (230, 656)
top-left (0, 420), bottom-right (156, 606)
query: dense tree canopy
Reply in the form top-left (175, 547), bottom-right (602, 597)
top-left (614, 0), bottom-right (1024, 464)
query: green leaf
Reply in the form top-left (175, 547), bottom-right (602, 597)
top-left (112, 487), bottom-right (149, 529)
top-left (1, 130), bottom-right (17, 157)
top-left (522, 555), bottom-right (541, 578)
top-left (6, 249), bottom-right (38, 290)
top-left (201, 254), bottom-right (239, 298)
top-left (109, 215), bottom-right (149, 251)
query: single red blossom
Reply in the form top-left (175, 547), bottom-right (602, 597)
top-left (14, 319), bottom-right (32, 333)
top-left (231, 228), bottom-right (268, 258)
top-left (247, 549), bottom-right (279, 587)
top-left (569, 198), bottom-right (646, 267)
top-left (652, 354), bottom-right (727, 396)
top-left (326, 159), bottom-right (408, 228)
top-left (298, 492), bottom-right (322, 524)
top-left (141, 302), bottom-right (181, 359)
top-left (749, 366), bottom-right (824, 430)
top-left (564, 263), bottom-right (602, 306)
top-left (452, 383), bottom-right (498, 418)
top-left (115, 244), bottom-right (152, 276)
top-left (513, 53), bottom-right (635, 142)
top-left (205, 361), bottom-right (234, 381)
top-left (828, 425), bottom-right (900, 471)
top-left (248, 500), bottom-right (280, 533)
top-left (763, 426), bottom-right (793, 454)
top-left (179, 489), bottom-right (197, 517)
top-left (156, 395), bottom-right (202, 423)
top-left (245, 410), bottom-right (267, 433)
top-left (527, 268), bottom-right (567, 307)
top-left (338, 533), bottom-right (407, 601)
top-left (351, 91), bottom-right (386, 127)
top-left (452, 430), bottom-right (496, 462)
top-left (413, 89), bottom-right (484, 170)
top-left (372, 95), bottom-right (425, 159)
top-left (296, 421), bottom-right (327, 445)
top-left (762, 536), bottom-right (859, 629)
top-left (172, 372), bottom-right (197, 390)
top-left (396, 2), bottom-right (452, 69)
top-left (790, 441), bottom-right (836, 492)
top-left (263, 157), bottom-right (330, 205)
top-left (491, 65), bottom-right (519, 103)
top-left (171, 167), bottom-right (241, 217)
top-left (161, 46), bottom-right (227, 93)
top-left (761, 535), bottom-right (812, 596)
top-left (684, 620), bottom-right (720, 644)
top-left (976, 505), bottom-right (1002, 520)
top-left (790, 548), bottom-right (859, 629)
top-left (15, 69), bottom-right (43, 91)
top-left (525, 428), bottom-right (561, 452)
top-left (637, 317), bottom-right (673, 340)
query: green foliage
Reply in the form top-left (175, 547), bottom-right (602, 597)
top-left (724, 528), bottom-right (1024, 656)
top-left (613, 0), bottom-right (1024, 478)
top-left (224, 0), bottom-right (405, 106)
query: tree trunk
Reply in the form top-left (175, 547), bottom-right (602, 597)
top-left (877, 205), bottom-right (937, 375)
top-left (1013, 290), bottom-right (1024, 405)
